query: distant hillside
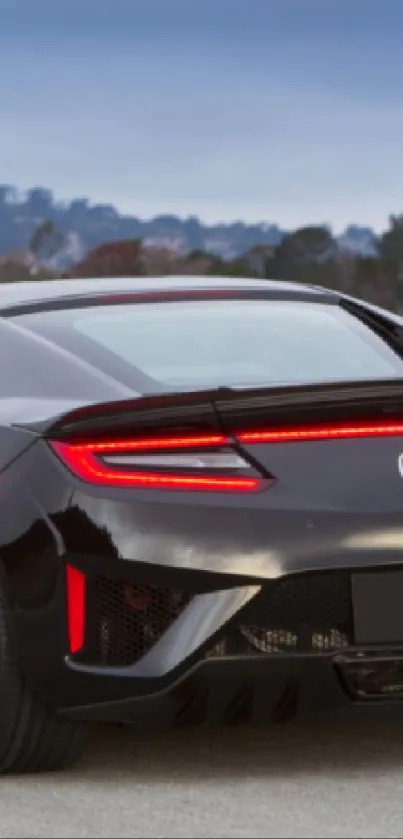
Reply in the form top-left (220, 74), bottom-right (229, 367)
top-left (0, 185), bottom-right (379, 268)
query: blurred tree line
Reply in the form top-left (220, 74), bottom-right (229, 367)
top-left (2, 215), bottom-right (403, 311)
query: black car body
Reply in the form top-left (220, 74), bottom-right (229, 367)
top-left (2, 275), bottom-right (403, 772)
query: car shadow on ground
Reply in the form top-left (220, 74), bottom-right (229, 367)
top-left (73, 705), bottom-right (403, 782)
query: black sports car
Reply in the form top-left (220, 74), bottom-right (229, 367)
top-left (2, 275), bottom-right (403, 773)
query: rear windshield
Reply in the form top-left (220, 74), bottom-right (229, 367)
top-left (13, 298), bottom-right (403, 392)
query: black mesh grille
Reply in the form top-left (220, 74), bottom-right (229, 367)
top-left (238, 571), bottom-right (352, 654)
top-left (79, 576), bottom-right (191, 667)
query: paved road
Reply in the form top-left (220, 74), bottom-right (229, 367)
top-left (2, 708), bottom-right (403, 838)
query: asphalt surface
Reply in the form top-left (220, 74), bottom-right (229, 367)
top-left (2, 708), bottom-right (403, 838)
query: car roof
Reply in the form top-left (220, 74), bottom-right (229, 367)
top-left (0, 275), bottom-right (332, 312)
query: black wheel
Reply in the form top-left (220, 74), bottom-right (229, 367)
top-left (0, 579), bottom-right (91, 774)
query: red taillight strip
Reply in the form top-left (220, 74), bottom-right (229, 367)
top-left (237, 422), bottom-right (403, 444)
top-left (73, 433), bottom-right (228, 452)
top-left (66, 564), bottom-right (86, 654)
top-left (51, 441), bottom-right (260, 492)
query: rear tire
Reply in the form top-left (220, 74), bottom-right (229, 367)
top-left (0, 579), bottom-right (91, 774)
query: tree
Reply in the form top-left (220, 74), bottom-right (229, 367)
top-left (0, 260), bottom-right (32, 283)
top-left (273, 226), bottom-right (335, 267)
top-left (0, 257), bottom-right (55, 284)
top-left (71, 239), bottom-right (145, 277)
top-left (29, 220), bottom-right (64, 262)
top-left (379, 215), bottom-right (403, 279)
top-left (266, 226), bottom-right (338, 285)
top-left (206, 256), bottom-right (256, 278)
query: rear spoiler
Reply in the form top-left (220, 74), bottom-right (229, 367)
top-left (15, 377), bottom-right (403, 439)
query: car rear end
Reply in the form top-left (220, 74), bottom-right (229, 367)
top-left (5, 283), bottom-right (403, 726)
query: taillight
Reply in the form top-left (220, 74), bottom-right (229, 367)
top-left (66, 564), bottom-right (86, 654)
top-left (237, 421), bottom-right (403, 444)
top-left (49, 434), bottom-right (263, 492)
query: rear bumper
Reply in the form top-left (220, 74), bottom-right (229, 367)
top-left (8, 444), bottom-right (403, 722)
top-left (60, 650), bottom-right (401, 724)
top-left (12, 549), bottom-right (403, 716)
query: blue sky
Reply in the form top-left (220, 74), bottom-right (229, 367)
top-left (0, 0), bottom-right (402, 231)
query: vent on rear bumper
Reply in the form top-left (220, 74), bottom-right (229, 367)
top-left (207, 572), bottom-right (353, 657)
top-left (75, 576), bottom-right (192, 667)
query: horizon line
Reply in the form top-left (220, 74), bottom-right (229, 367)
top-left (0, 182), bottom-right (391, 236)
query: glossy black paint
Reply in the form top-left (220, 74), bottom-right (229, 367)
top-left (1, 276), bottom-right (403, 721)
top-left (62, 653), bottom-right (355, 724)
